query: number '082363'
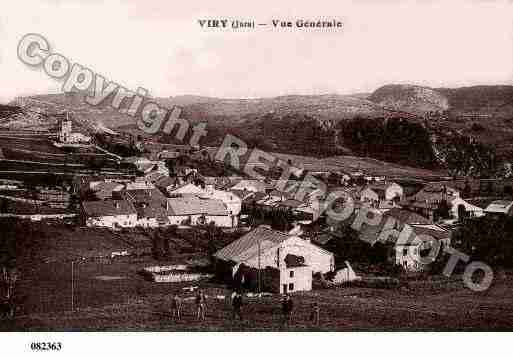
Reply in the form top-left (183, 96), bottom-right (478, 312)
top-left (30, 342), bottom-right (62, 351)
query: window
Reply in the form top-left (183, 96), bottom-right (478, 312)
top-left (288, 283), bottom-right (294, 291)
top-left (289, 271), bottom-right (294, 278)
top-left (403, 248), bottom-right (408, 256)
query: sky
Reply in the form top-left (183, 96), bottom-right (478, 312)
top-left (1, 0), bottom-right (513, 103)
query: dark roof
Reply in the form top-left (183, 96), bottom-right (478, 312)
top-left (312, 233), bottom-right (335, 246)
top-left (154, 176), bottom-right (177, 189)
top-left (410, 225), bottom-right (451, 240)
top-left (385, 208), bottom-right (432, 224)
top-left (136, 201), bottom-right (169, 221)
top-left (278, 199), bottom-right (304, 209)
top-left (123, 188), bottom-right (167, 203)
top-left (82, 200), bottom-right (136, 217)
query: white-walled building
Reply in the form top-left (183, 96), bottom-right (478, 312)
top-left (361, 182), bottom-right (404, 203)
top-left (214, 226), bottom-right (335, 294)
top-left (166, 197), bottom-right (236, 228)
top-left (168, 182), bottom-right (242, 225)
top-left (82, 200), bottom-right (137, 229)
top-left (230, 180), bottom-right (268, 193)
top-left (450, 197), bottom-right (484, 219)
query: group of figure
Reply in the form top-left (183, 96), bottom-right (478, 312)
top-left (171, 289), bottom-right (206, 321)
top-left (170, 289), bottom-right (320, 327)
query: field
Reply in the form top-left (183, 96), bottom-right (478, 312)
top-left (4, 223), bottom-right (513, 332)
top-left (6, 265), bottom-right (513, 331)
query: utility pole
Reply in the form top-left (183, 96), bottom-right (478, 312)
top-left (258, 237), bottom-right (261, 294)
top-left (71, 261), bottom-right (74, 312)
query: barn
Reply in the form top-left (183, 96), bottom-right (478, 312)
top-left (214, 225), bottom-right (335, 294)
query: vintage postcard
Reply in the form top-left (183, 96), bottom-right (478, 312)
top-left (1, 0), bottom-right (512, 356)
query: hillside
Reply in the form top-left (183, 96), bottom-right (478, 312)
top-left (6, 83), bottom-right (513, 176)
top-left (369, 84), bottom-right (449, 115)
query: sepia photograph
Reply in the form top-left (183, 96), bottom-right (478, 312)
top-left (1, 0), bottom-right (513, 355)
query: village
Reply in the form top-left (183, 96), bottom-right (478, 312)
top-left (1, 109), bottom-right (513, 331)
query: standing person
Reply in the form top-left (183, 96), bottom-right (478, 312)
top-left (285, 295), bottom-right (294, 325)
top-left (310, 302), bottom-right (320, 327)
top-left (196, 289), bottom-right (206, 321)
top-left (281, 294), bottom-right (293, 326)
top-left (171, 292), bottom-right (182, 320)
top-left (232, 291), bottom-right (243, 321)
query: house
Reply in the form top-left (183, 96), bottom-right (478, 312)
top-left (125, 179), bottom-right (155, 191)
top-left (357, 208), bottom-right (431, 246)
top-left (166, 197), bottom-right (236, 227)
top-left (450, 197), bottom-right (484, 219)
top-left (230, 180), bottom-right (268, 193)
top-left (154, 176), bottom-right (179, 196)
top-left (157, 150), bottom-right (181, 160)
top-left (214, 226), bottom-right (335, 294)
top-left (116, 187), bottom-right (167, 204)
top-left (385, 208), bottom-right (432, 225)
top-left (168, 182), bottom-right (205, 197)
top-left (394, 223), bottom-right (451, 272)
top-left (168, 182), bottom-right (242, 223)
top-left (413, 183), bottom-right (460, 203)
top-left (394, 240), bottom-right (425, 272)
top-left (133, 200), bottom-right (169, 228)
top-left (360, 182), bottom-right (403, 203)
top-left (82, 200), bottom-right (137, 228)
top-left (484, 200), bottom-right (513, 218)
top-left (90, 181), bottom-right (124, 200)
top-left (207, 189), bottom-right (242, 222)
top-left (231, 189), bottom-right (255, 202)
top-left (143, 171), bottom-right (167, 184)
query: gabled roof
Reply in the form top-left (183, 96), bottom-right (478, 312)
top-left (169, 182), bottom-right (204, 195)
top-left (92, 182), bottom-right (124, 200)
top-left (484, 200), bottom-right (513, 214)
top-left (410, 224), bottom-right (451, 240)
top-left (385, 208), bottom-right (432, 224)
top-left (134, 201), bottom-right (168, 221)
top-left (269, 189), bottom-right (294, 200)
top-left (231, 180), bottom-right (267, 193)
top-left (124, 188), bottom-right (167, 203)
top-left (166, 197), bottom-right (229, 216)
top-left (145, 172), bottom-right (167, 184)
top-left (82, 200), bottom-right (136, 217)
top-left (214, 225), bottom-right (290, 263)
top-left (154, 176), bottom-right (177, 189)
top-left (231, 189), bottom-right (254, 200)
top-left (413, 184), bottom-right (459, 202)
top-left (278, 199), bottom-right (304, 209)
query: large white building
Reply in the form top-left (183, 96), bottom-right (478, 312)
top-left (82, 200), bottom-right (138, 229)
top-left (166, 197), bottom-right (236, 228)
top-left (168, 182), bottom-right (242, 226)
top-left (214, 226), bottom-right (335, 294)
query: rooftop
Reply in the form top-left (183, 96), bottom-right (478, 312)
top-left (485, 200), bottom-right (513, 214)
top-left (82, 200), bottom-right (136, 217)
top-left (214, 225), bottom-right (290, 263)
top-left (166, 197), bottom-right (229, 216)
